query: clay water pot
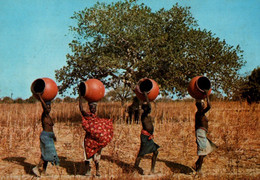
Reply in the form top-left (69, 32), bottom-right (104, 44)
top-left (188, 76), bottom-right (212, 99)
top-left (79, 79), bottom-right (105, 102)
top-left (31, 77), bottom-right (58, 102)
top-left (135, 78), bottom-right (159, 101)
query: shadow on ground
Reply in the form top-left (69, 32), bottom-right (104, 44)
top-left (2, 157), bottom-right (35, 175)
top-left (58, 156), bottom-right (85, 175)
top-left (2, 155), bottom-right (193, 176)
top-left (103, 155), bottom-right (193, 175)
top-left (142, 156), bottom-right (194, 175)
top-left (102, 155), bottom-right (144, 175)
top-left (2, 156), bottom-right (85, 176)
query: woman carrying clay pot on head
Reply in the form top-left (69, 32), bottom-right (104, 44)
top-left (194, 90), bottom-right (217, 174)
top-left (32, 93), bottom-right (60, 177)
top-left (188, 76), bottom-right (217, 174)
top-left (78, 79), bottom-right (113, 177)
top-left (134, 92), bottom-right (160, 175)
top-left (134, 78), bottom-right (160, 175)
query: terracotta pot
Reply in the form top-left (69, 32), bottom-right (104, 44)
top-left (79, 79), bottom-right (105, 102)
top-left (31, 77), bottom-right (58, 102)
top-left (188, 76), bottom-right (212, 99)
top-left (135, 78), bottom-right (159, 101)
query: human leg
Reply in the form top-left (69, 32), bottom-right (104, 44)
top-left (134, 155), bottom-right (145, 175)
top-left (41, 160), bottom-right (48, 175)
top-left (94, 160), bottom-right (100, 176)
top-left (150, 150), bottom-right (158, 173)
top-left (84, 160), bottom-right (91, 175)
top-left (134, 156), bottom-right (141, 168)
top-left (195, 155), bottom-right (205, 172)
top-left (32, 158), bottom-right (44, 177)
top-left (134, 155), bottom-right (142, 168)
top-left (33, 132), bottom-right (45, 177)
top-left (195, 129), bottom-right (215, 173)
top-left (94, 149), bottom-right (102, 176)
top-left (83, 139), bottom-right (91, 176)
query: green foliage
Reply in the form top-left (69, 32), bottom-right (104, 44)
top-left (55, 0), bottom-right (245, 98)
top-left (240, 67), bottom-right (260, 104)
top-left (25, 95), bottom-right (37, 103)
top-left (105, 83), bottom-right (134, 104)
top-left (54, 97), bottom-right (63, 103)
top-left (63, 96), bottom-right (76, 103)
top-left (14, 98), bottom-right (24, 104)
top-left (1, 97), bottom-right (13, 103)
top-left (155, 96), bottom-right (174, 102)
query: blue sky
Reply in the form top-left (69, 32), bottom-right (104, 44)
top-left (0, 0), bottom-right (259, 99)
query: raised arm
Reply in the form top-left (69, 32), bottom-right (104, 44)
top-left (79, 90), bottom-right (87, 116)
top-left (203, 90), bottom-right (211, 113)
top-left (37, 93), bottom-right (55, 131)
top-left (143, 92), bottom-right (151, 107)
top-left (36, 93), bottom-right (48, 111)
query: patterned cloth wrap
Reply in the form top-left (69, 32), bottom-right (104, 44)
top-left (137, 130), bottom-right (159, 157)
top-left (82, 112), bottom-right (113, 159)
top-left (40, 131), bottom-right (60, 165)
top-left (196, 128), bottom-right (217, 156)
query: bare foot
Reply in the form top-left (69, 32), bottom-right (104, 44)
top-left (85, 169), bottom-right (91, 176)
top-left (96, 171), bottom-right (100, 177)
top-left (134, 166), bottom-right (144, 175)
top-left (32, 166), bottom-right (41, 177)
top-left (195, 170), bottom-right (203, 177)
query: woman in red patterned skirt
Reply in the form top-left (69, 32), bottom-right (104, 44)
top-left (79, 92), bottom-right (113, 177)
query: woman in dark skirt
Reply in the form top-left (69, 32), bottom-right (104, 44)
top-left (134, 92), bottom-right (159, 174)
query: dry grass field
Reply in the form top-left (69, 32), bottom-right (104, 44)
top-left (0, 101), bottom-right (259, 179)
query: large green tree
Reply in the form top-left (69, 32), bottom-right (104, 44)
top-left (55, 0), bottom-right (245, 98)
top-left (239, 67), bottom-right (260, 104)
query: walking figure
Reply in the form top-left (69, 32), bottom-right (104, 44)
top-left (79, 91), bottom-right (113, 176)
top-left (194, 91), bottom-right (217, 173)
top-left (134, 92), bottom-right (159, 174)
top-left (32, 94), bottom-right (59, 177)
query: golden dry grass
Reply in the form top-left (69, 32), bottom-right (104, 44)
top-left (0, 101), bottom-right (259, 179)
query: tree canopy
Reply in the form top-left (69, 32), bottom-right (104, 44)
top-left (55, 0), bottom-right (245, 98)
top-left (105, 85), bottom-right (134, 103)
top-left (240, 67), bottom-right (260, 104)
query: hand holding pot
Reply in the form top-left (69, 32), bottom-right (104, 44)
top-left (31, 77), bottom-right (58, 102)
top-left (134, 78), bottom-right (159, 101)
top-left (188, 76), bottom-right (212, 99)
